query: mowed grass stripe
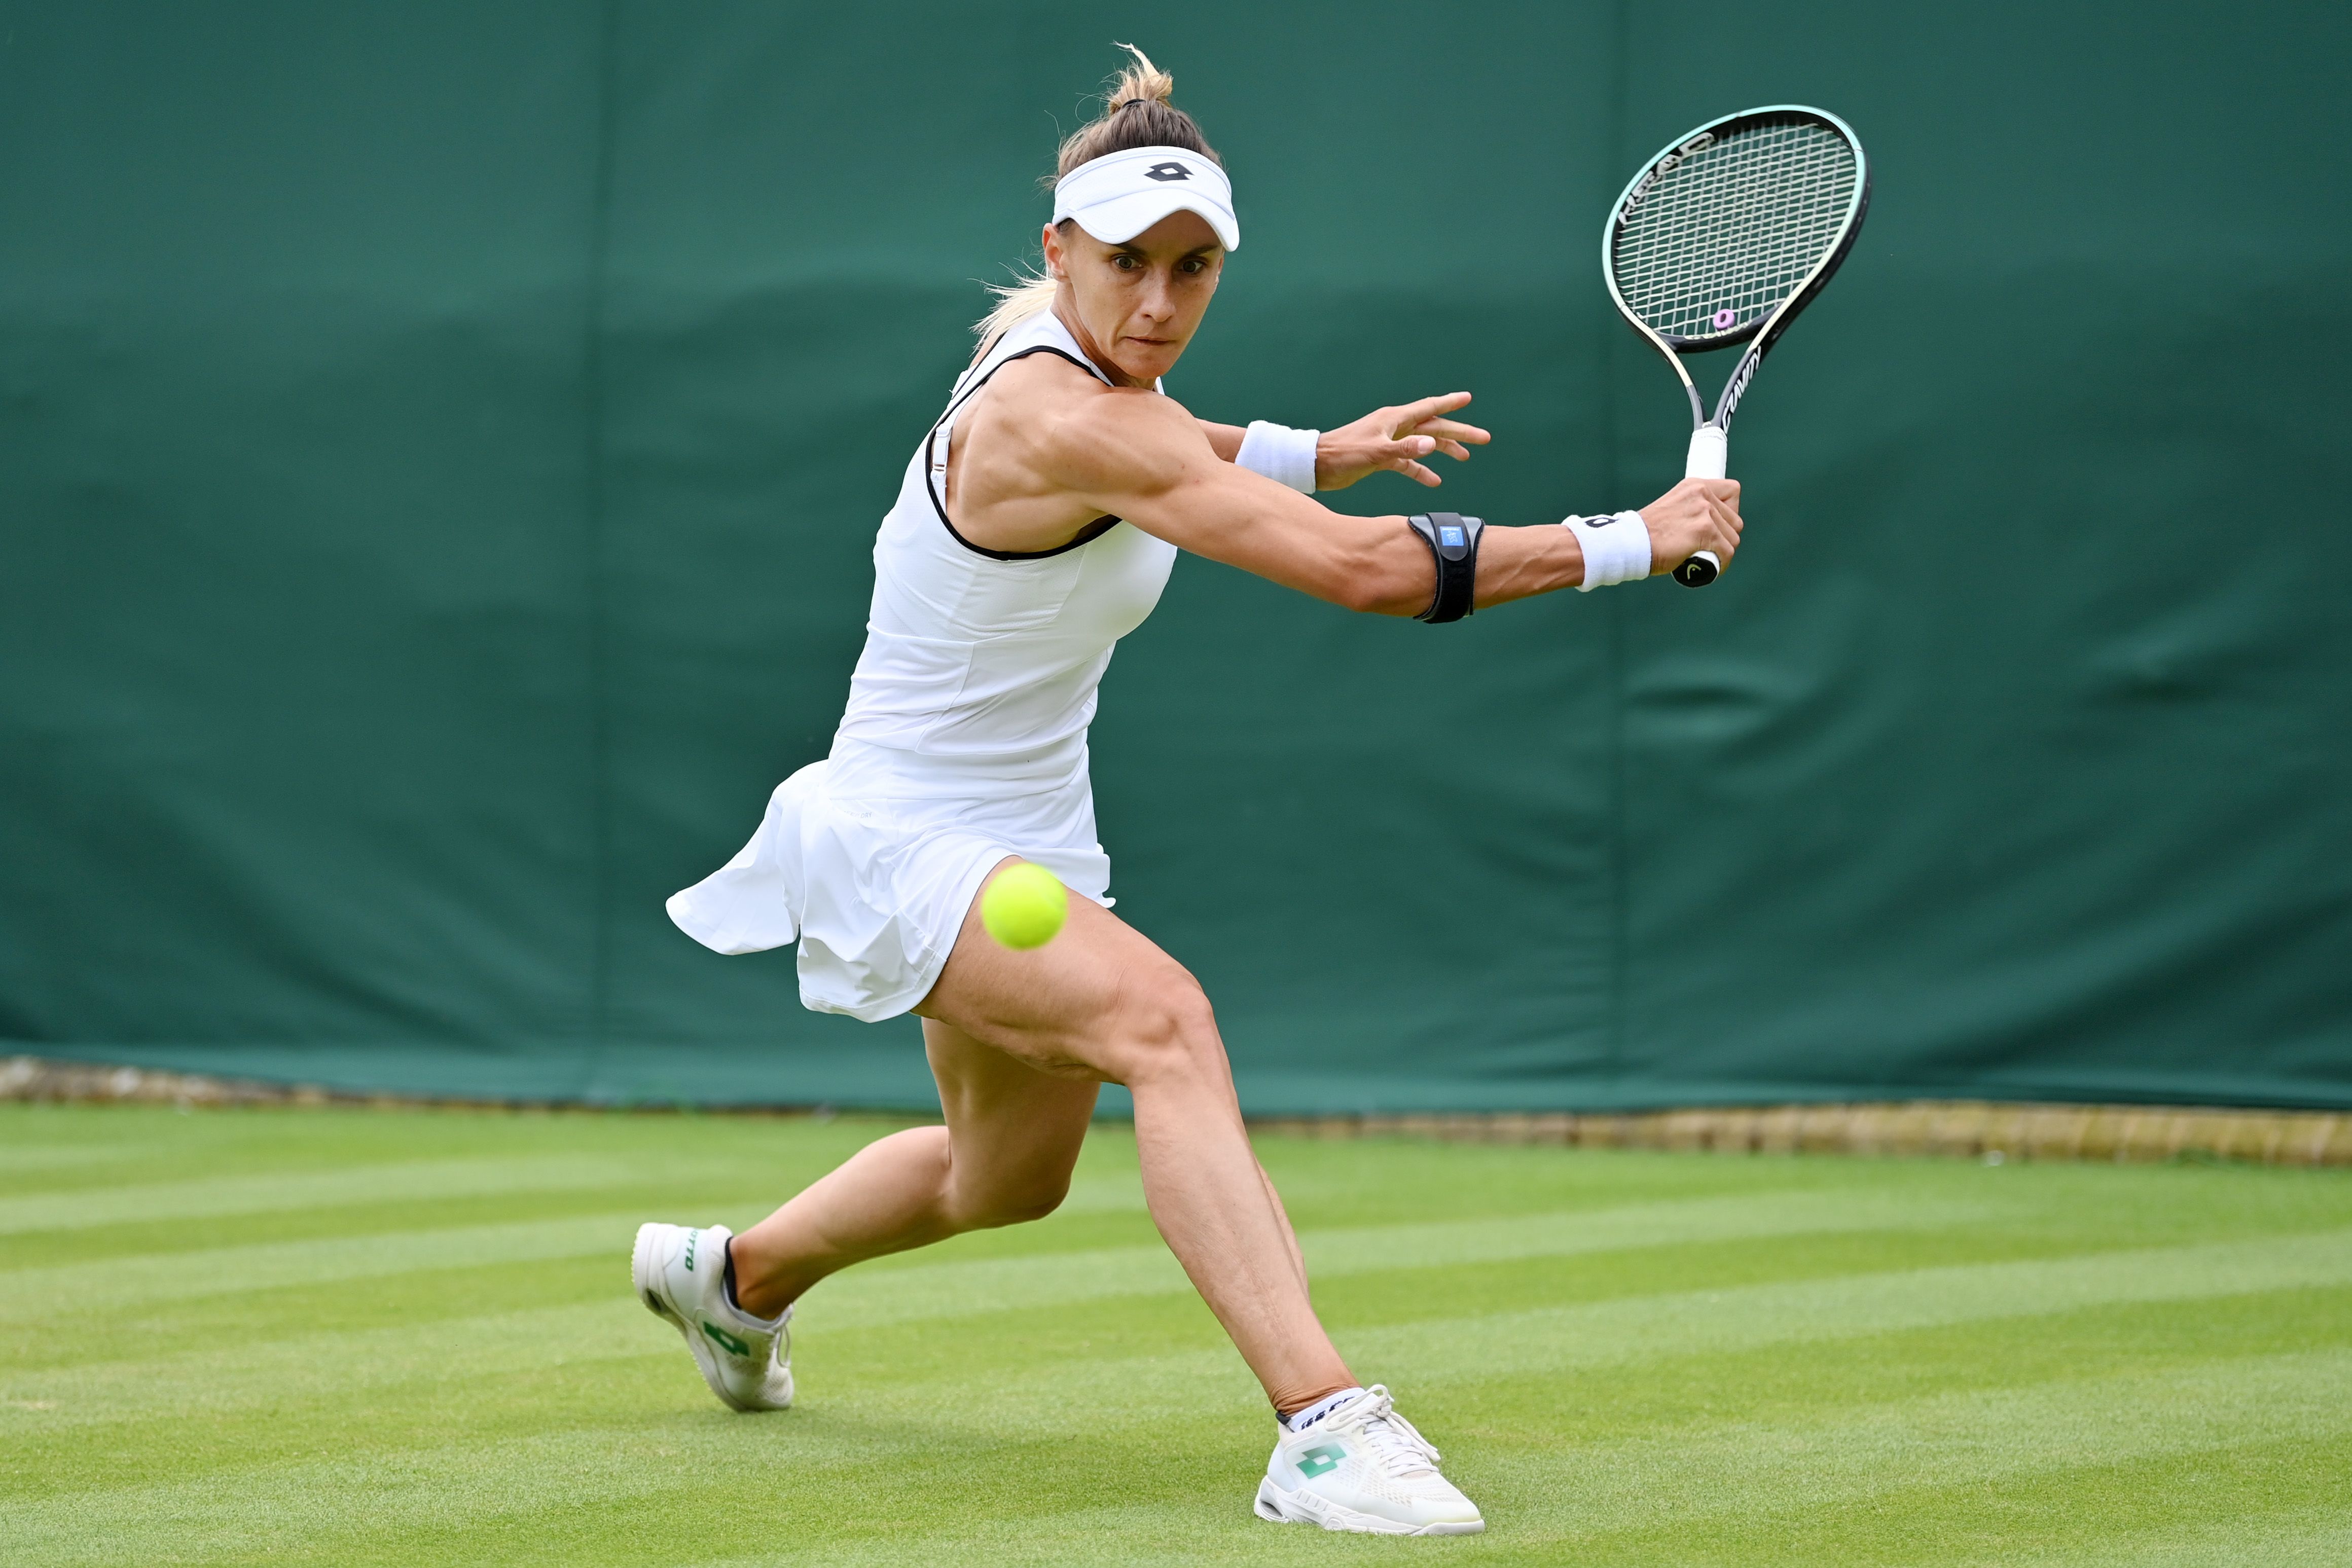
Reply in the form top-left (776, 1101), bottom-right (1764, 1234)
top-left (0, 1187), bottom-right (1963, 1327)
top-left (0, 1214), bottom-right (653, 1324)
top-left (0, 1144), bottom-right (151, 1175)
top-left (1466, 1349), bottom-right (2352, 1535)
top-left (15, 1348), bottom-right (2345, 1565)
top-left (686, 1359), bottom-right (2352, 1567)
top-left (0, 1194), bottom-right (1985, 1429)
top-left (1564, 1445), bottom-right (2352, 1568)
top-left (681, 1502), bottom-right (2352, 1568)
top-left (10, 1107), bottom-right (2346, 1565)
top-left (2022, 1509), bottom-right (2352, 1567)
top-left (799, 1191), bottom-right (1984, 1330)
top-left (861, 1228), bottom-right (2352, 1439)
top-left (0, 1156), bottom-right (642, 1235)
top-left (1332, 1226), bottom-right (2352, 1391)
top-left (7, 1225), bottom-right (2342, 1440)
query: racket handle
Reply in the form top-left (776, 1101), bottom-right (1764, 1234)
top-left (1675, 426), bottom-right (1726, 587)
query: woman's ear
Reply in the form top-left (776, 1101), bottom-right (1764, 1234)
top-left (1040, 223), bottom-right (1067, 282)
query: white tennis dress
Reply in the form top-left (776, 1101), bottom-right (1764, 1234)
top-left (666, 310), bottom-right (1178, 1021)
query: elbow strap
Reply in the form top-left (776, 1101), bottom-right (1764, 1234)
top-left (1405, 512), bottom-right (1484, 623)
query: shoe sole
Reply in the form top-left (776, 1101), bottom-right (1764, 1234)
top-left (1254, 1478), bottom-right (1484, 1536)
top-left (632, 1222), bottom-right (769, 1414)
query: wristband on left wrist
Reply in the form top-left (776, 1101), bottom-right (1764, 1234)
top-left (1236, 420), bottom-right (1321, 493)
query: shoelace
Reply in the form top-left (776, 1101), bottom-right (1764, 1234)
top-left (1328, 1385), bottom-right (1443, 1478)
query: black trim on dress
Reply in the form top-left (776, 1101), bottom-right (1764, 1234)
top-left (925, 345), bottom-right (1125, 563)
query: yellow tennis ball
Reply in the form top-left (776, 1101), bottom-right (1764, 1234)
top-left (981, 863), bottom-right (1068, 951)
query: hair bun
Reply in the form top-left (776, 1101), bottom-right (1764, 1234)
top-left (1104, 42), bottom-right (1176, 110)
top-left (1046, 44), bottom-right (1220, 184)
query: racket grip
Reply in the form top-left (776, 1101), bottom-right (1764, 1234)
top-left (1675, 426), bottom-right (1727, 587)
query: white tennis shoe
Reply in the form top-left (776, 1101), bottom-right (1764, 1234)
top-left (1254, 1385), bottom-right (1483, 1535)
top-left (631, 1222), bottom-right (793, 1412)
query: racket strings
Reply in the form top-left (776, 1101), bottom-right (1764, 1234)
top-left (1613, 119), bottom-right (1856, 345)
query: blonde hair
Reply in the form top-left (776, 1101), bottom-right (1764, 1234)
top-left (971, 45), bottom-right (1223, 358)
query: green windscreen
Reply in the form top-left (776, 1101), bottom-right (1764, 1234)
top-left (3, 1), bottom-right (2346, 1111)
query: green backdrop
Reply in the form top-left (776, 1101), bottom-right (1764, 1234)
top-left (4, 2), bottom-right (2347, 1112)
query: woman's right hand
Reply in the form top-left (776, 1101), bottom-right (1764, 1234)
top-left (1639, 478), bottom-right (1744, 577)
top-left (1312, 393), bottom-right (1490, 491)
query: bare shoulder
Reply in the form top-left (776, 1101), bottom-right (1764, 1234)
top-left (986, 356), bottom-right (1202, 497)
top-left (975, 347), bottom-right (1117, 436)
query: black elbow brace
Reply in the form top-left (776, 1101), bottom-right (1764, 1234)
top-left (1405, 513), bottom-right (1485, 623)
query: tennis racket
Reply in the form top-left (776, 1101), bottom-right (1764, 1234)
top-left (1604, 105), bottom-right (1871, 586)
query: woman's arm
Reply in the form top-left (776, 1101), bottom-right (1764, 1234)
top-left (1197, 419), bottom-right (1246, 462)
top-left (1194, 393), bottom-right (1490, 488)
top-left (1053, 387), bottom-right (1741, 615)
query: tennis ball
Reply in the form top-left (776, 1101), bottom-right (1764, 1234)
top-left (981, 862), bottom-right (1068, 951)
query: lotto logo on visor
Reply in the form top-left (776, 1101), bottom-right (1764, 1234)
top-left (1053, 144), bottom-right (1240, 251)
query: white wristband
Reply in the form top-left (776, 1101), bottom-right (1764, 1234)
top-left (1235, 420), bottom-right (1321, 493)
top-left (1563, 512), bottom-right (1651, 590)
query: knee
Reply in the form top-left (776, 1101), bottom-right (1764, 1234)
top-left (1111, 965), bottom-right (1223, 1087)
top-left (943, 1173), bottom-right (1072, 1231)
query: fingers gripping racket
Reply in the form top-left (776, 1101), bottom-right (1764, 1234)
top-left (1604, 106), bottom-right (1870, 586)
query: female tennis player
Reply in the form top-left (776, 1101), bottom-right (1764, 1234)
top-left (634, 49), bottom-right (1740, 1537)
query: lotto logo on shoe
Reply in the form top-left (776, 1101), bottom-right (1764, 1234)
top-left (701, 1321), bottom-right (750, 1357)
top-left (684, 1230), bottom-right (699, 1271)
top-left (1297, 1443), bottom-right (1346, 1478)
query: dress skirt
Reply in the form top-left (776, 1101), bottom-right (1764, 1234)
top-left (665, 756), bottom-right (1113, 1023)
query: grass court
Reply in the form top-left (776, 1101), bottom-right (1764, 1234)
top-left (5, 1101), bottom-right (2349, 1565)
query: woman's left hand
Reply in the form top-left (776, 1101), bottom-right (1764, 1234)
top-left (1314, 393), bottom-right (1491, 491)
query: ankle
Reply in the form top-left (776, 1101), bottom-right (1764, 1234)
top-left (722, 1238), bottom-right (792, 1324)
top-left (1276, 1382), bottom-right (1362, 1430)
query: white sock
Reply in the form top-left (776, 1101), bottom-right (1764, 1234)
top-left (1282, 1387), bottom-right (1365, 1432)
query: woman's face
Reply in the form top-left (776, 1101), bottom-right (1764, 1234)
top-left (1043, 210), bottom-right (1224, 386)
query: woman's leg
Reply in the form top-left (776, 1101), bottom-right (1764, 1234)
top-left (915, 862), bottom-right (1354, 1416)
top-left (727, 1019), bottom-right (1100, 1319)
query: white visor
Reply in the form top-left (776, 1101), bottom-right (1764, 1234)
top-left (1051, 144), bottom-right (1239, 252)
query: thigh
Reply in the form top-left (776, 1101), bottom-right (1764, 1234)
top-left (916, 858), bottom-right (1213, 1084)
top-left (923, 1016), bottom-right (1100, 1212)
